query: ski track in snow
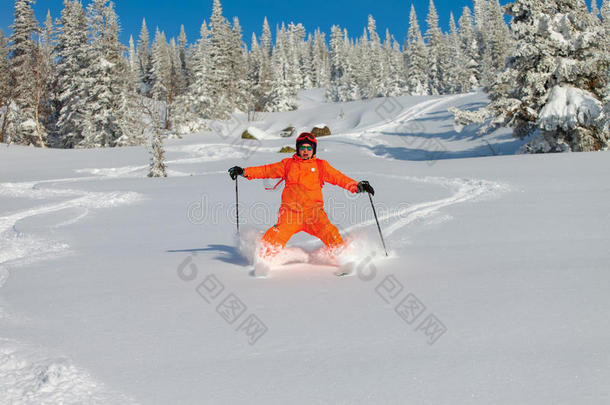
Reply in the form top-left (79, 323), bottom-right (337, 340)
top-left (338, 94), bottom-right (469, 139)
top-left (345, 174), bottom-right (510, 238)
top-left (0, 179), bottom-right (142, 404)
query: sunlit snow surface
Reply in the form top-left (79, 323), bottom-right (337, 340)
top-left (1, 90), bottom-right (609, 404)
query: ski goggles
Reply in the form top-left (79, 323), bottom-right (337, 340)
top-left (297, 133), bottom-right (316, 144)
top-left (299, 145), bottom-right (313, 151)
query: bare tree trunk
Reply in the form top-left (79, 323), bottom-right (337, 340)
top-left (0, 102), bottom-right (8, 143)
top-left (164, 103), bottom-right (170, 130)
top-left (34, 42), bottom-right (46, 148)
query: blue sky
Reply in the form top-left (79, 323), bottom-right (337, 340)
top-left (2, 0), bottom-right (497, 48)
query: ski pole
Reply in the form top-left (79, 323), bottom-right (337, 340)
top-left (235, 176), bottom-right (240, 234)
top-left (368, 192), bottom-right (388, 256)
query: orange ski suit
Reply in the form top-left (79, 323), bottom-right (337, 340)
top-left (243, 154), bottom-right (358, 258)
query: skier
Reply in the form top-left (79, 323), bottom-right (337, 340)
top-left (228, 132), bottom-right (374, 267)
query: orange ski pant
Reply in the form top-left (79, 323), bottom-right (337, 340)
top-left (260, 205), bottom-right (343, 256)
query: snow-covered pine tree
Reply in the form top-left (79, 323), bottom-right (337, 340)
top-left (137, 18), bottom-right (153, 96)
top-left (116, 37), bottom-right (144, 147)
top-left (351, 28), bottom-right (370, 100)
top-left (301, 32), bottom-right (315, 89)
top-left (171, 20), bottom-right (212, 134)
top-left (405, 4), bottom-right (429, 96)
top-left (473, 0), bottom-right (488, 61)
top-left (246, 32), bottom-right (260, 112)
top-left (266, 23), bottom-right (299, 111)
top-left (458, 6), bottom-right (480, 89)
top-left (445, 12), bottom-right (471, 94)
top-left (255, 17), bottom-right (274, 110)
top-left (151, 29), bottom-right (184, 131)
top-left (169, 37), bottom-right (187, 106)
top-left (56, 0), bottom-right (91, 148)
top-left (207, 0), bottom-right (234, 118)
top-left (177, 24), bottom-right (190, 91)
top-left (363, 15), bottom-right (384, 98)
top-left (327, 25), bottom-right (345, 101)
top-left (83, 0), bottom-right (138, 147)
top-left (312, 28), bottom-right (330, 89)
top-left (128, 35), bottom-right (138, 75)
top-left (424, 0), bottom-right (445, 95)
top-left (327, 26), bottom-right (360, 101)
top-left (38, 10), bottom-right (58, 146)
top-left (452, 0), bottom-right (610, 152)
top-left (287, 22), bottom-right (309, 89)
top-left (591, 0), bottom-right (600, 17)
top-left (0, 29), bottom-right (11, 143)
top-left (151, 28), bottom-right (170, 103)
top-left (383, 29), bottom-right (406, 97)
top-left (229, 16), bottom-right (250, 112)
top-left (343, 32), bottom-right (362, 101)
top-left (479, 0), bottom-right (512, 88)
top-left (602, 0), bottom-right (610, 23)
top-left (7, 0), bottom-right (42, 146)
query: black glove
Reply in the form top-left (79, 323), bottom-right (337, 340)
top-left (357, 180), bottom-right (374, 195)
top-left (228, 166), bottom-right (244, 180)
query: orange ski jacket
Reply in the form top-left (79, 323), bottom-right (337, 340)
top-left (243, 154), bottom-right (358, 212)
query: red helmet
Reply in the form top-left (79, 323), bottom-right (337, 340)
top-left (296, 132), bottom-right (317, 155)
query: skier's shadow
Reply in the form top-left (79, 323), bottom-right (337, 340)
top-left (167, 244), bottom-right (249, 266)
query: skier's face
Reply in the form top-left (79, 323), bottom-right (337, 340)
top-left (299, 143), bottom-right (314, 159)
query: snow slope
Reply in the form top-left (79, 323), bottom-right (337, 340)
top-left (1, 90), bottom-right (609, 404)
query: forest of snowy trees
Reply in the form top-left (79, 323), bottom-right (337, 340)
top-left (1, 0), bottom-right (609, 152)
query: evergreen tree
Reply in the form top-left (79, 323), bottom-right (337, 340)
top-left (128, 35), bottom-right (138, 75)
top-left (602, 0), bottom-right (610, 23)
top-left (171, 20), bottom-right (212, 134)
top-left (56, 0), bottom-right (91, 148)
top-left (137, 18), bottom-right (153, 95)
top-left (39, 10), bottom-right (58, 146)
top-left (84, 0), bottom-right (138, 147)
top-left (312, 28), bottom-right (330, 88)
top-left (8, 0), bottom-right (42, 145)
top-left (364, 15), bottom-right (383, 98)
top-left (424, 0), bottom-right (444, 94)
top-left (479, 0), bottom-right (512, 88)
top-left (383, 29), bottom-right (406, 97)
top-left (327, 25), bottom-right (359, 101)
top-left (0, 29), bottom-right (12, 143)
top-left (453, 0), bottom-right (610, 152)
top-left (591, 0), bottom-right (600, 17)
top-left (445, 13), bottom-right (471, 93)
top-left (288, 22), bottom-right (307, 88)
top-left (151, 28), bottom-right (170, 102)
top-left (405, 4), bottom-right (429, 95)
top-left (247, 20), bottom-right (274, 112)
top-left (458, 6), bottom-right (480, 89)
top-left (229, 16), bottom-right (250, 112)
top-left (266, 23), bottom-right (298, 111)
top-left (207, 0), bottom-right (234, 118)
top-left (177, 24), bottom-right (189, 91)
top-left (256, 17), bottom-right (274, 110)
